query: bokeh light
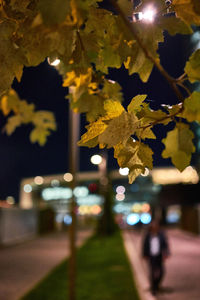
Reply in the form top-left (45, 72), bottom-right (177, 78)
top-left (116, 185), bottom-right (126, 194)
top-left (90, 154), bottom-right (102, 165)
top-left (34, 176), bottom-right (44, 185)
top-left (63, 173), bottom-right (73, 182)
top-left (24, 184), bottom-right (32, 193)
top-left (127, 213), bottom-right (140, 225)
top-left (140, 213), bottom-right (152, 224)
top-left (119, 167), bottom-right (129, 176)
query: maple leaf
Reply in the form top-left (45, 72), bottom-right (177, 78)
top-left (98, 111), bottom-right (138, 148)
top-left (181, 91), bottom-right (200, 122)
top-left (114, 138), bottom-right (153, 183)
top-left (185, 49), bottom-right (200, 83)
top-left (172, 0), bottom-right (200, 26)
top-left (162, 123), bottom-right (195, 171)
top-left (128, 94), bottom-right (147, 113)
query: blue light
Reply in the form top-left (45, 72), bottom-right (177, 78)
top-left (166, 212), bottom-right (180, 224)
top-left (140, 213), bottom-right (151, 224)
top-left (64, 214), bottom-right (72, 225)
top-left (127, 213), bottom-right (140, 225)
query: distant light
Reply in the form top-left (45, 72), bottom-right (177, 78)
top-left (73, 186), bottom-right (89, 198)
top-left (116, 185), bottom-right (126, 194)
top-left (64, 214), bottom-right (72, 225)
top-left (127, 213), bottom-right (140, 225)
top-left (63, 173), bottom-right (73, 182)
top-left (90, 154), bottom-right (102, 165)
top-left (24, 184), bottom-right (32, 193)
top-left (142, 8), bottom-right (156, 22)
top-left (133, 7), bottom-right (156, 23)
top-left (76, 194), bottom-right (103, 206)
top-left (48, 57), bottom-right (60, 66)
top-left (6, 196), bottom-right (15, 205)
top-left (51, 179), bottom-right (60, 187)
top-left (141, 203), bottom-right (150, 213)
top-left (119, 167), bottom-right (129, 176)
top-left (42, 187), bottom-right (72, 200)
top-left (132, 203), bottom-right (142, 213)
top-left (166, 212), bottom-right (180, 223)
top-left (116, 193), bottom-right (125, 201)
top-left (56, 213), bottom-right (64, 223)
top-left (140, 213), bottom-right (152, 224)
top-left (90, 205), bottom-right (102, 215)
top-left (34, 176), bottom-right (44, 185)
top-left (141, 168), bottom-right (150, 177)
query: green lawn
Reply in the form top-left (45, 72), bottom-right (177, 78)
top-left (21, 231), bottom-right (140, 300)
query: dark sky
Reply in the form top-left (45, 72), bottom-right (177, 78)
top-left (0, 31), bottom-right (191, 202)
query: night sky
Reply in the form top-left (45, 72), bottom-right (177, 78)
top-left (0, 31), bottom-right (191, 202)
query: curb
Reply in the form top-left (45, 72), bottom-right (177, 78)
top-left (122, 231), bottom-right (157, 300)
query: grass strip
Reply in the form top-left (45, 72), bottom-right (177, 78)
top-left (21, 231), bottom-right (140, 300)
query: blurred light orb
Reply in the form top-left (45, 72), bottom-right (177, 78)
top-left (63, 173), bottom-right (73, 182)
top-left (132, 203), bottom-right (142, 213)
top-left (24, 184), bottom-right (32, 193)
top-left (64, 214), bottom-right (72, 225)
top-left (48, 57), bottom-right (60, 66)
top-left (56, 213), bottom-right (64, 223)
top-left (140, 213), bottom-right (152, 224)
top-left (116, 193), bottom-right (125, 201)
top-left (91, 205), bottom-right (102, 215)
top-left (141, 203), bottom-right (150, 213)
top-left (127, 213), bottom-right (140, 226)
top-left (141, 168), bottom-right (150, 177)
top-left (73, 186), bottom-right (89, 198)
top-left (6, 196), bottom-right (15, 205)
top-left (34, 176), bottom-right (44, 185)
top-left (51, 179), bottom-right (60, 187)
top-left (119, 167), bottom-right (129, 176)
top-left (116, 185), bottom-right (126, 194)
top-left (142, 7), bottom-right (156, 22)
top-left (90, 154), bottom-right (102, 165)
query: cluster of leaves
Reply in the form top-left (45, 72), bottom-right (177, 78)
top-left (0, 0), bottom-right (200, 182)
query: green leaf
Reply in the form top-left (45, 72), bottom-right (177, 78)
top-left (30, 127), bottom-right (51, 146)
top-left (172, 0), bottom-right (200, 26)
top-left (38, 0), bottom-right (70, 25)
top-left (114, 138), bottom-right (153, 183)
top-left (162, 123), bottom-right (195, 171)
top-left (158, 16), bottom-right (193, 35)
top-left (4, 115), bottom-right (22, 135)
top-left (98, 112), bottom-right (138, 148)
top-left (78, 119), bottom-right (108, 146)
top-left (117, 0), bottom-right (133, 16)
top-left (185, 49), bottom-right (200, 83)
top-left (181, 91), bottom-right (200, 122)
top-left (128, 94), bottom-right (147, 113)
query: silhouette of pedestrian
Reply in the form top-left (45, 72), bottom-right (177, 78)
top-left (142, 220), bottom-right (170, 295)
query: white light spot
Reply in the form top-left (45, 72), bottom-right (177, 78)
top-left (73, 186), bottom-right (89, 198)
top-left (6, 196), bottom-right (15, 205)
top-left (48, 57), bottom-right (60, 66)
top-left (127, 213), bottom-right (140, 225)
top-left (141, 168), bottom-right (150, 177)
top-left (119, 167), bottom-right (129, 176)
top-left (90, 154), bottom-right (102, 165)
top-left (116, 193), bottom-right (125, 201)
top-left (24, 184), bottom-right (32, 193)
top-left (116, 185), bottom-right (126, 194)
top-left (34, 176), bottom-right (44, 185)
top-left (63, 173), bottom-right (73, 182)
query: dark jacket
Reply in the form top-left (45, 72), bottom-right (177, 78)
top-left (142, 231), bottom-right (170, 258)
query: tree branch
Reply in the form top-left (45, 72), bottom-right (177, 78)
top-left (109, 0), bottom-right (185, 104)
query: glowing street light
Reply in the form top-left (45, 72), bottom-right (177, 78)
top-left (90, 154), bottom-right (103, 165)
top-left (133, 7), bottom-right (157, 23)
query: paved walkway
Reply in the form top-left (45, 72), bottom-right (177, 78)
top-left (0, 230), bottom-right (92, 300)
top-left (122, 228), bottom-right (200, 300)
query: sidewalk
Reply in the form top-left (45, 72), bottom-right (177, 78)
top-left (122, 228), bottom-right (200, 300)
top-left (0, 229), bottom-right (92, 300)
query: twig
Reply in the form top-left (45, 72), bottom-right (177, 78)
top-left (109, 0), bottom-right (185, 104)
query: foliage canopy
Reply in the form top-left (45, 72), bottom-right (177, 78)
top-left (0, 0), bottom-right (200, 182)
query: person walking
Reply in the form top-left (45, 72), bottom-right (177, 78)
top-left (142, 220), bottom-right (170, 295)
